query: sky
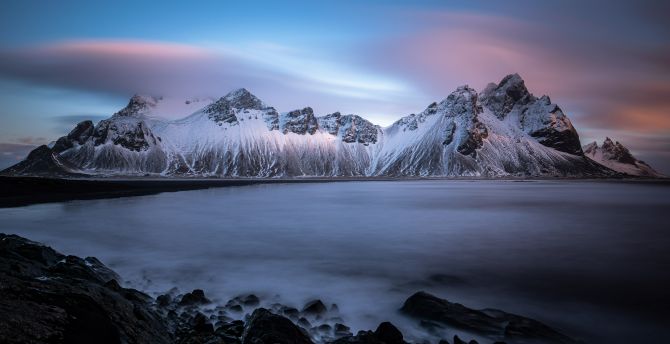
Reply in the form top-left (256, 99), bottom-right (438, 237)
top-left (0, 0), bottom-right (668, 172)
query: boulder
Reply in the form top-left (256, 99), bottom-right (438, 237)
top-left (400, 292), bottom-right (575, 344)
top-left (241, 308), bottom-right (313, 344)
top-left (0, 233), bottom-right (171, 344)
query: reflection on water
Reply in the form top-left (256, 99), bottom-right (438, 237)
top-left (1, 180), bottom-right (668, 343)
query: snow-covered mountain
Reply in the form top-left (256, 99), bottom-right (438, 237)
top-left (583, 138), bottom-right (663, 177)
top-left (3, 74), bottom-right (634, 178)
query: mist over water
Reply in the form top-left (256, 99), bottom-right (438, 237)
top-left (1, 180), bottom-right (668, 343)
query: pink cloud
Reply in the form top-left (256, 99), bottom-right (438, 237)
top-left (365, 10), bottom-right (670, 134)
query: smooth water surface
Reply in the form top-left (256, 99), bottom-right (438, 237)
top-left (1, 180), bottom-right (668, 343)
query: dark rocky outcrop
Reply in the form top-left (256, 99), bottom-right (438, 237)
top-left (206, 88), bottom-right (280, 130)
top-left (282, 107), bottom-right (319, 135)
top-left (317, 112), bottom-right (379, 145)
top-left (0, 233), bottom-right (172, 344)
top-left (480, 73), bottom-right (533, 120)
top-left (441, 86), bottom-right (488, 157)
top-left (242, 308), bottom-right (314, 344)
top-left (330, 321), bottom-right (406, 344)
top-left (480, 74), bottom-right (583, 156)
top-left (0, 145), bottom-right (81, 176)
top-left (93, 118), bottom-right (159, 151)
top-left (52, 120), bottom-right (95, 153)
top-left (178, 289), bottom-right (210, 306)
top-left (302, 299), bottom-right (328, 315)
top-left (400, 292), bottom-right (575, 344)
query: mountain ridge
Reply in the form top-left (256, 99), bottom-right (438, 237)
top-left (2, 74), bottom-right (658, 178)
top-left (583, 138), bottom-right (663, 177)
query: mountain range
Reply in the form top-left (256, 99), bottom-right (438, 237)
top-left (1, 74), bottom-right (662, 178)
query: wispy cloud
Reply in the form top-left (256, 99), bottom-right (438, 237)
top-left (0, 39), bottom-right (418, 118)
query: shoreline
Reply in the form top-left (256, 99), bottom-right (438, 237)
top-left (1, 175), bottom-right (667, 208)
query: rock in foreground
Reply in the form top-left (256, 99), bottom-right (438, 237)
top-left (400, 292), bottom-right (575, 344)
top-left (0, 233), bottom-right (171, 344)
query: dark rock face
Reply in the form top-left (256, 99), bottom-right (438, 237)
top-left (0, 145), bottom-right (79, 176)
top-left (0, 233), bottom-right (171, 344)
top-left (178, 289), bottom-right (210, 306)
top-left (318, 112), bottom-right (379, 145)
top-left (481, 74), bottom-right (583, 156)
top-left (400, 292), bottom-right (575, 344)
top-left (241, 308), bottom-right (313, 344)
top-left (374, 322), bottom-right (404, 344)
top-left (456, 121), bottom-right (488, 157)
top-left (93, 119), bottom-right (159, 152)
top-left (599, 137), bottom-right (638, 164)
top-left (52, 120), bottom-right (95, 153)
top-left (441, 86), bottom-right (488, 157)
top-left (282, 107), bottom-right (319, 135)
top-left (480, 73), bottom-right (533, 120)
top-left (478, 75), bottom-right (581, 155)
top-left (302, 299), bottom-right (328, 315)
top-left (520, 96), bottom-right (583, 155)
top-left (330, 321), bottom-right (406, 344)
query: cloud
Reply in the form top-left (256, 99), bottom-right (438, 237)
top-left (367, 10), bottom-right (670, 129)
top-left (0, 40), bottom-right (417, 120)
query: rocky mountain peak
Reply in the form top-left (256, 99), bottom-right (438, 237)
top-left (480, 73), bottom-right (534, 119)
top-left (600, 138), bottom-right (636, 165)
top-left (583, 138), bottom-right (662, 177)
top-left (220, 88), bottom-right (265, 110)
top-left (205, 88), bottom-right (270, 126)
top-left (440, 85), bottom-right (481, 118)
top-left (114, 94), bottom-right (159, 117)
top-left (583, 141), bottom-right (598, 154)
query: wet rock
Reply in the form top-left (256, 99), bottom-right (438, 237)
top-left (298, 317), bottom-right (312, 328)
top-left (317, 324), bottom-right (332, 332)
top-left (401, 292), bottom-right (500, 334)
top-left (0, 233), bottom-right (171, 344)
top-left (242, 294), bottom-right (260, 307)
top-left (282, 307), bottom-right (300, 319)
top-left (179, 289), bottom-right (210, 306)
top-left (401, 292), bottom-right (575, 343)
top-left (241, 308), bottom-right (313, 344)
top-left (452, 335), bottom-right (466, 344)
top-left (302, 299), bottom-right (328, 315)
top-left (217, 320), bottom-right (245, 338)
top-left (374, 322), bottom-right (404, 344)
top-left (334, 323), bottom-right (352, 337)
top-left (228, 304), bottom-right (244, 313)
top-left (330, 321), bottom-right (406, 344)
top-left (192, 313), bottom-right (214, 333)
top-left (157, 294), bottom-right (172, 307)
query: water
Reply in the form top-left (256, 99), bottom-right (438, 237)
top-left (1, 180), bottom-right (668, 343)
